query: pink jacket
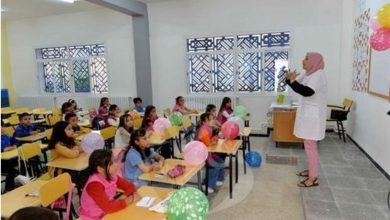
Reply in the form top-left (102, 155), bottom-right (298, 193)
top-left (217, 107), bottom-right (233, 125)
top-left (79, 174), bottom-right (118, 220)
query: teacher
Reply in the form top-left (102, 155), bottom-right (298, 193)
top-left (286, 52), bottom-right (327, 188)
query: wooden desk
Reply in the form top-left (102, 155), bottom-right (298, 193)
top-left (1, 180), bottom-right (48, 218)
top-left (139, 159), bottom-right (203, 188)
top-left (207, 139), bottom-right (242, 199)
top-left (1, 109), bottom-right (15, 118)
top-left (15, 132), bottom-right (47, 143)
top-left (103, 186), bottom-right (175, 220)
top-left (47, 152), bottom-right (89, 171)
top-left (149, 132), bottom-right (166, 146)
top-left (1, 144), bottom-right (48, 160)
top-left (30, 118), bottom-right (46, 124)
top-left (272, 109), bottom-right (303, 147)
top-left (78, 119), bottom-right (91, 127)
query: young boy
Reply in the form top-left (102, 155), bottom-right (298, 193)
top-left (14, 113), bottom-right (44, 138)
top-left (1, 128), bottom-right (18, 191)
top-left (133, 97), bottom-right (145, 114)
top-left (64, 113), bottom-right (81, 132)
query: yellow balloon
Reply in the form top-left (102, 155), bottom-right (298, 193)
top-left (377, 3), bottom-right (390, 28)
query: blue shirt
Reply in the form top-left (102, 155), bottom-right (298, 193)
top-left (133, 106), bottom-right (145, 113)
top-left (124, 148), bottom-right (157, 187)
top-left (14, 124), bottom-right (41, 138)
top-left (1, 134), bottom-right (16, 152)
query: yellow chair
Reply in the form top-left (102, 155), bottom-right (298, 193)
top-left (327, 98), bottom-right (353, 142)
top-left (47, 114), bottom-right (62, 126)
top-left (163, 108), bottom-right (172, 118)
top-left (133, 118), bottom-right (143, 130)
top-left (14, 107), bottom-right (29, 115)
top-left (45, 128), bottom-right (53, 140)
top-left (52, 108), bottom-right (62, 117)
top-left (18, 142), bottom-right (48, 179)
top-left (7, 115), bottom-right (20, 126)
top-left (164, 126), bottom-right (181, 154)
top-left (40, 173), bottom-right (73, 219)
top-left (2, 126), bottom-right (14, 136)
top-left (1, 107), bottom-right (12, 112)
top-left (182, 116), bottom-right (192, 129)
top-left (101, 126), bottom-right (117, 149)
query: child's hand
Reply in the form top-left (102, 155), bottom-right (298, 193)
top-left (30, 130), bottom-right (39, 135)
top-left (153, 162), bottom-right (162, 171)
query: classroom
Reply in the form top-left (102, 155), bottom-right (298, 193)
top-left (1, 0), bottom-right (390, 219)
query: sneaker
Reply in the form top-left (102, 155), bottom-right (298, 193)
top-left (202, 185), bottom-right (215, 194)
top-left (216, 181), bottom-right (224, 186)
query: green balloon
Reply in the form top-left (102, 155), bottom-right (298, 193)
top-left (167, 187), bottom-right (209, 220)
top-left (169, 112), bottom-right (183, 126)
top-left (233, 105), bottom-right (247, 118)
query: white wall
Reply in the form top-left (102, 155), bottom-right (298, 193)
top-left (339, 0), bottom-right (390, 174)
top-left (7, 9), bottom-right (137, 108)
top-left (147, 0), bottom-right (342, 131)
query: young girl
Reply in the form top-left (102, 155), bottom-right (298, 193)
top-left (107, 105), bottom-right (120, 127)
top-left (172, 96), bottom-right (197, 115)
top-left (68, 99), bottom-right (79, 112)
top-left (79, 149), bottom-right (137, 220)
top-left (114, 114), bottom-right (134, 148)
top-left (217, 97), bottom-right (233, 125)
top-left (140, 105), bottom-right (157, 132)
top-left (98, 97), bottom-right (110, 118)
top-left (48, 121), bottom-right (84, 180)
top-left (123, 129), bottom-right (165, 187)
top-left (205, 104), bottom-right (221, 131)
top-left (197, 113), bottom-right (225, 193)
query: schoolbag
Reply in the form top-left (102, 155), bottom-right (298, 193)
top-left (92, 116), bottom-right (106, 130)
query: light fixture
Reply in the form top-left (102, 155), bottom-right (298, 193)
top-left (60, 0), bottom-right (75, 3)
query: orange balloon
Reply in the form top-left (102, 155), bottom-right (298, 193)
top-left (377, 3), bottom-right (390, 28)
top-left (128, 111), bottom-right (140, 120)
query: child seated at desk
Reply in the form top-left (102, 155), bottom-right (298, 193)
top-left (107, 104), bottom-right (120, 127)
top-left (132, 97), bottom-right (145, 114)
top-left (197, 113), bottom-right (225, 193)
top-left (217, 97), bottom-right (234, 125)
top-left (140, 105), bottom-right (157, 133)
top-left (47, 121), bottom-right (84, 181)
top-left (79, 149), bottom-right (137, 220)
top-left (205, 104), bottom-right (221, 131)
top-left (64, 113), bottom-right (81, 133)
top-left (1, 128), bottom-right (18, 191)
top-left (123, 129), bottom-right (165, 187)
top-left (114, 114), bottom-right (134, 148)
top-left (14, 112), bottom-right (44, 138)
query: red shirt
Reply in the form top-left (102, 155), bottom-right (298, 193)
top-left (86, 176), bottom-right (136, 213)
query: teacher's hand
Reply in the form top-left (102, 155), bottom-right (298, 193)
top-left (286, 70), bottom-right (300, 81)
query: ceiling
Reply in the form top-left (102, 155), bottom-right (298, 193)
top-left (1, 0), bottom-right (103, 21)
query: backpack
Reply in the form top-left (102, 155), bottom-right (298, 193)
top-left (92, 116), bottom-right (106, 130)
top-left (112, 148), bottom-right (125, 177)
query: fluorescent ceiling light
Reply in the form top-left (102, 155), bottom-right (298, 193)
top-left (60, 0), bottom-right (75, 3)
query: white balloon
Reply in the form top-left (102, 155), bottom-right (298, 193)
top-left (228, 116), bottom-right (244, 132)
top-left (81, 133), bottom-right (105, 154)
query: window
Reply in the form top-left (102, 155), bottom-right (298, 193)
top-left (187, 32), bottom-right (290, 94)
top-left (36, 44), bottom-right (108, 94)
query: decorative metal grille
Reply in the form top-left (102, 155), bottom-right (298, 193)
top-left (43, 61), bottom-right (71, 93)
top-left (187, 31), bottom-right (290, 94)
top-left (237, 34), bottom-right (261, 50)
top-left (188, 54), bottom-right (210, 93)
top-left (212, 53), bottom-right (234, 92)
top-left (187, 38), bottom-right (214, 52)
top-left (238, 52), bottom-right (261, 92)
top-left (90, 57), bottom-right (108, 94)
top-left (261, 32), bottom-right (290, 47)
top-left (37, 44), bottom-right (107, 94)
top-left (73, 59), bottom-right (90, 93)
top-left (263, 51), bottom-right (289, 91)
top-left (215, 36), bottom-right (234, 50)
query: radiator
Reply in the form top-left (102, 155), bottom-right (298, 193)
top-left (17, 96), bottom-right (133, 111)
top-left (184, 96), bottom-right (238, 111)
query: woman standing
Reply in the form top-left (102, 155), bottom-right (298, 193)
top-left (286, 52), bottom-right (327, 187)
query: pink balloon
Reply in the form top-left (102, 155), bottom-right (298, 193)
top-left (153, 118), bottom-right (172, 137)
top-left (81, 133), bottom-right (105, 154)
top-left (183, 141), bottom-right (208, 165)
top-left (369, 16), bottom-right (382, 31)
top-left (221, 121), bottom-right (239, 140)
top-left (370, 28), bottom-right (390, 51)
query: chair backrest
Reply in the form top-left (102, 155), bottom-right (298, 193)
top-left (32, 108), bottom-right (46, 114)
top-left (182, 116), bottom-right (192, 129)
top-left (165, 126), bottom-right (180, 139)
top-left (52, 108), bottom-right (62, 117)
top-left (47, 114), bottom-right (62, 126)
top-left (18, 142), bottom-right (42, 160)
top-left (40, 173), bottom-right (73, 220)
top-left (1, 107), bottom-right (12, 112)
top-left (342, 98), bottom-right (353, 111)
top-left (2, 126), bottom-right (15, 136)
top-left (133, 118), bottom-right (143, 130)
top-left (15, 107), bottom-right (29, 115)
top-left (45, 128), bottom-right (53, 140)
top-left (8, 115), bottom-right (20, 126)
top-left (163, 108), bottom-right (172, 118)
top-left (100, 126), bottom-right (116, 140)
